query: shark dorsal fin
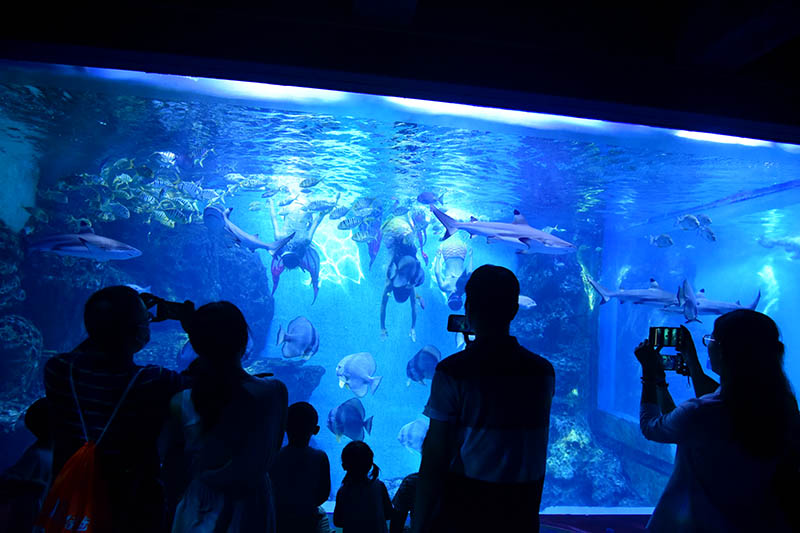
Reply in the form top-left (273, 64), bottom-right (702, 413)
top-left (649, 278), bottom-right (659, 288)
top-left (512, 210), bottom-right (528, 225)
top-left (470, 216), bottom-right (478, 222)
top-left (736, 299), bottom-right (741, 305)
top-left (700, 289), bottom-right (706, 294)
top-left (225, 207), bottom-right (233, 217)
top-left (78, 222), bottom-right (94, 234)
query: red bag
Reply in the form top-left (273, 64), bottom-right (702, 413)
top-left (36, 362), bottom-right (143, 533)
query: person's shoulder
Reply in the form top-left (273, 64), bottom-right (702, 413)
top-left (434, 349), bottom-right (469, 374)
top-left (516, 344), bottom-right (555, 377)
top-left (246, 376), bottom-right (288, 398)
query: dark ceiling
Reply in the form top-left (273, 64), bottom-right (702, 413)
top-left (2, 1), bottom-right (799, 142)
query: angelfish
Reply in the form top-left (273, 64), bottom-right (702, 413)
top-left (677, 279), bottom-right (702, 324)
top-left (327, 398), bottom-right (373, 443)
top-left (335, 352), bottom-right (382, 398)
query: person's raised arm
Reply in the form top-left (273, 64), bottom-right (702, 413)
top-left (380, 282), bottom-right (391, 337)
top-left (409, 289), bottom-right (417, 342)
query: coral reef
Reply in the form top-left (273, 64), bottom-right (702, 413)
top-left (0, 221), bottom-right (25, 310)
top-left (0, 315), bottom-right (45, 430)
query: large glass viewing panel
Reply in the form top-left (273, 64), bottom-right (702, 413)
top-left (1, 60), bottom-right (799, 508)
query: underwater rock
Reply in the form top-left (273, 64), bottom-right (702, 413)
top-left (543, 415), bottom-right (631, 506)
top-left (0, 315), bottom-right (45, 431)
top-left (0, 220), bottom-right (25, 311)
top-left (246, 357), bottom-right (325, 405)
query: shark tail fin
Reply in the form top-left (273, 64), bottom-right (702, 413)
top-left (749, 290), bottom-right (761, 310)
top-left (370, 375), bottom-right (382, 395)
top-left (686, 317), bottom-right (702, 324)
top-left (268, 232), bottom-right (295, 256)
top-left (364, 416), bottom-right (374, 435)
top-left (430, 205), bottom-right (458, 241)
top-left (586, 275), bottom-right (611, 304)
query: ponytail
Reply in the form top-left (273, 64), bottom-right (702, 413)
top-left (369, 462), bottom-right (380, 481)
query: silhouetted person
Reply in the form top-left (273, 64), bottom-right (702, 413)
top-left (165, 301), bottom-right (288, 533)
top-left (270, 401), bottom-right (332, 533)
top-left (413, 265), bottom-right (555, 533)
top-left (636, 310), bottom-right (800, 532)
top-left (390, 472), bottom-right (418, 533)
top-left (0, 398), bottom-right (52, 531)
top-left (43, 286), bottom-right (188, 532)
top-left (333, 441), bottom-right (393, 533)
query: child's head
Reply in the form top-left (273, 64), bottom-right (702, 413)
top-left (286, 401), bottom-right (319, 445)
top-left (341, 440), bottom-right (380, 483)
top-left (25, 398), bottom-right (51, 443)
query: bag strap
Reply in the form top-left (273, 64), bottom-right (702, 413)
top-left (69, 359), bottom-right (145, 445)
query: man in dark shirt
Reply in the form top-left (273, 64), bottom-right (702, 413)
top-left (413, 265), bottom-right (555, 533)
top-left (44, 286), bottom-right (189, 532)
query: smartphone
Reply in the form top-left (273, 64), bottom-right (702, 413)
top-left (157, 300), bottom-right (193, 322)
top-left (447, 314), bottom-right (474, 335)
top-left (649, 326), bottom-right (683, 348)
top-left (661, 353), bottom-right (684, 371)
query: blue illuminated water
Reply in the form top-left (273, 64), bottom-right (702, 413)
top-left (1, 61), bottom-right (800, 508)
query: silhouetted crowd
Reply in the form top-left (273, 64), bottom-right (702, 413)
top-left (1, 265), bottom-right (798, 533)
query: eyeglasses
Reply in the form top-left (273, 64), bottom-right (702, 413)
top-left (702, 334), bottom-right (716, 347)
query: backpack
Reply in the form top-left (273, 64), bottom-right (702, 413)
top-left (36, 361), bottom-right (144, 533)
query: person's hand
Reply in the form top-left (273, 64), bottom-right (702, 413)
top-left (635, 339), bottom-right (665, 379)
top-left (678, 325), bottom-right (701, 370)
top-left (381, 328), bottom-right (388, 339)
top-left (410, 328), bottom-right (417, 342)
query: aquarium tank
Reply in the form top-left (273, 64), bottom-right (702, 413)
top-left (1, 59), bottom-right (799, 510)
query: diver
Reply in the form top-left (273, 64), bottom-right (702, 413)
top-left (380, 231), bottom-right (425, 342)
top-left (268, 198), bottom-right (328, 303)
top-left (432, 237), bottom-right (473, 311)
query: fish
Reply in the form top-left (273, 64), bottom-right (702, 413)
top-left (677, 279), bottom-right (702, 323)
top-left (276, 316), bottom-right (319, 360)
top-left (541, 225), bottom-right (564, 234)
top-left (278, 195), bottom-right (298, 207)
top-left (352, 197), bottom-right (375, 210)
top-left (300, 188), bottom-right (313, 194)
top-left (586, 275), bottom-right (679, 307)
top-left (417, 191), bottom-right (444, 205)
top-left (304, 200), bottom-right (337, 213)
top-left (248, 201), bottom-right (264, 212)
top-left (124, 283), bottom-right (151, 293)
top-left (352, 232), bottom-right (375, 243)
top-left (37, 189), bottom-right (69, 204)
top-left (203, 206), bottom-right (294, 255)
top-left (353, 207), bottom-right (379, 218)
top-left (239, 179), bottom-right (266, 191)
top-left (151, 151), bottom-right (177, 166)
top-left (200, 189), bottom-right (223, 201)
top-left (696, 214), bottom-right (712, 226)
top-left (698, 226), bottom-right (717, 242)
top-left (177, 180), bottom-right (203, 199)
top-left (676, 214), bottom-right (700, 230)
top-left (329, 206), bottom-right (350, 220)
top-left (23, 206), bottom-right (49, 223)
top-left (260, 186), bottom-right (282, 198)
top-left (338, 217), bottom-right (364, 231)
top-left (136, 165), bottom-right (154, 179)
top-left (150, 210), bottom-right (176, 228)
top-left (101, 200), bottom-right (130, 220)
top-left (397, 419), bottom-right (429, 454)
top-left (406, 345), bottom-right (440, 386)
top-left (299, 176), bottom-right (323, 188)
top-left (518, 295), bottom-right (537, 309)
top-left (163, 209), bottom-right (191, 225)
top-left (335, 352), bottom-right (382, 398)
top-left (649, 234), bottom-right (674, 248)
top-left (430, 206), bottom-right (576, 255)
top-left (327, 398), bottom-right (373, 442)
top-left (758, 235), bottom-right (800, 259)
top-left (662, 289), bottom-right (761, 316)
top-left (139, 191), bottom-right (161, 205)
top-left (28, 223), bottom-right (141, 261)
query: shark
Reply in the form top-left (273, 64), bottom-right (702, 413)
top-left (587, 275), bottom-right (679, 306)
top-left (663, 288), bottom-right (761, 316)
top-left (28, 224), bottom-right (141, 261)
top-left (677, 279), bottom-right (701, 323)
top-left (203, 205), bottom-right (294, 255)
top-left (430, 206), bottom-right (576, 254)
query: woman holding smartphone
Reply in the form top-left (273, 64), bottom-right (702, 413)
top-left (634, 310), bottom-right (800, 532)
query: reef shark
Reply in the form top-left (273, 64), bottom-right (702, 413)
top-left (587, 275), bottom-right (679, 306)
top-left (663, 288), bottom-right (761, 316)
top-left (430, 206), bottom-right (576, 254)
top-left (28, 224), bottom-right (141, 261)
top-left (203, 206), bottom-right (294, 255)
